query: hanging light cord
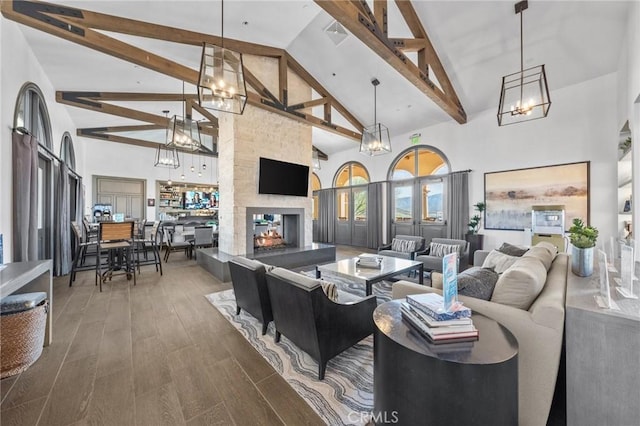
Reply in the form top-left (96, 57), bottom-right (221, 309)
top-left (221, 0), bottom-right (224, 49)
top-left (373, 83), bottom-right (377, 125)
top-left (519, 8), bottom-right (524, 105)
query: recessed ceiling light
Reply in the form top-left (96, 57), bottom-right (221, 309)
top-left (324, 20), bottom-right (348, 46)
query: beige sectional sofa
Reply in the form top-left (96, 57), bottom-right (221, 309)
top-left (392, 243), bottom-right (569, 426)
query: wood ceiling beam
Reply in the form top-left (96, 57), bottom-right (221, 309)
top-left (390, 38), bottom-right (427, 52)
top-left (77, 128), bottom-right (217, 157)
top-left (288, 98), bottom-right (329, 110)
top-left (314, 0), bottom-right (466, 124)
top-left (312, 146), bottom-right (329, 160)
top-left (374, 0), bottom-right (388, 37)
top-left (3, 1), bottom-right (362, 144)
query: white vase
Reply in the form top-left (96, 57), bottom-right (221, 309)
top-left (571, 246), bottom-right (594, 277)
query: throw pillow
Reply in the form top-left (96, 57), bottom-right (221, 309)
top-left (431, 272), bottom-right (444, 289)
top-left (429, 242), bottom-right (459, 258)
top-left (481, 250), bottom-right (520, 274)
top-left (491, 257), bottom-right (547, 310)
top-left (457, 267), bottom-right (499, 301)
top-left (523, 246), bottom-right (554, 271)
top-left (497, 242), bottom-right (529, 257)
top-left (391, 238), bottom-right (417, 253)
top-left (320, 280), bottom-right (339, 302)
top-left (535, 241), bottom-right (559, 257)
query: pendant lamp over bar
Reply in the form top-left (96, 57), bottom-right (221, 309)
top-left (155, 110), bottom-right (181, 168)
top-left (498, 0), bottom-right (551, 126)
top-left (360, 78), bottom-right (391, 156)
top-left (197, 0), bottom-right (247, 114)
top-left (167, 82), bottom-right (202, 151)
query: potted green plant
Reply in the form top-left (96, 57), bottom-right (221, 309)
top-left (465, 202), bottom-right (486, 266)
top-left (568, 218), bottom-right (598, 277)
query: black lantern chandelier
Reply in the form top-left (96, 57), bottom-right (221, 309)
top-left (197, 0), bottom-right (247, 114)
top-left (497, 0), bottom-right (551, 126)
top-left (360, 78), bottom-right (391, 156)
top-left (167, 81), bottom-right (202, 151)
top-left (155, 110), bottom-right (181, 168)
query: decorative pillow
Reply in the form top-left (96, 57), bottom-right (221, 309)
top-left (429, 242), bottom-right (459, 258)
top-left (497, 242), bottom-right (529, 257)
top-left (523, 246), bottom-right (554, 271)
top-left (391, 238), bottom-right (417, 253)
top-left (321, 280), bottom-right (339, 302)
top-left (481, 250), bottom-right (520, 274)
top-left (457, 267), bottom-right (499, 301)
top-left (491, 257), bottom-right (547, 310)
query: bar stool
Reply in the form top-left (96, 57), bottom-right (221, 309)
top-left (69, 221), bottom-right (98, 287)
top-left (95, 221), bottom-right (136, 291)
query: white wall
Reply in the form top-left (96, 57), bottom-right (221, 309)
top-left (320, 73), bottom-right (619, 252)
top-left (1, 20), bottom-right (84, 263)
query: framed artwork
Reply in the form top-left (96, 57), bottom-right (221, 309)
top-left (147, 198), bottom-right (155, 207)
top-left (484, 161), bottom-right (590, 231)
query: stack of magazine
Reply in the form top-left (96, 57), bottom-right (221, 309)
top-left (356, 255), bottom-right (383, 269)
top-left (401, 293), bottom-right (478, 344)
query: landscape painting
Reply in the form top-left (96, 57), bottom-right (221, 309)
top-left (484, 162), bottom-right (589, 231)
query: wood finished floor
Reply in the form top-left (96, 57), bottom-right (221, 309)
top-left (0, 246), bottom-right (371, 426)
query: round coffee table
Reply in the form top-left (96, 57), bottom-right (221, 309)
top-left (373, 300), bottom-right (518, 425)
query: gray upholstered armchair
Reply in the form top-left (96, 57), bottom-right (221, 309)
top-left (378, 235), bottom-right (426, 260)
top-left (415, 237), bottom-right (470, 273)
top-left (228, 257), bottom-right (273, 335)
top-left (265, 267), bottom-right (376, 380)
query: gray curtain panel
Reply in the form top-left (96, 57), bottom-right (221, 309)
top-left (54, 163), bottom-right (71, 276)
top-left (76, 178), bottom-right (84, 225)
top-left (367, 182), bottom-right (386, 249)
top-left (317, 188), bottom-right (335, 243)
top-left (12, 131), bottom-right (38, 262)
top-left (446, 171), bottom-right (470, 240)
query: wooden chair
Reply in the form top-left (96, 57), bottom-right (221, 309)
top-left (96, 221), bottom-right (136, 291)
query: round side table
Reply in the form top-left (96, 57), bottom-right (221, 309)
top-left (373, 300), bottom-right (518, 425)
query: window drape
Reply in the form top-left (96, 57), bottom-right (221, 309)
top-left (54, 163), bottom-right (71, 275)
top-left (367, 182), bottom-right (387, 249)
top-left (12, 131), bottom-right (38, 262)
top-left (317, 188), bottom-right (335, 243)
top-left (446, 171), bottom-right (470, 240)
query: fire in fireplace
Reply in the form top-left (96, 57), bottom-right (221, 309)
top-left (254, 227), bottom-right (287, 250)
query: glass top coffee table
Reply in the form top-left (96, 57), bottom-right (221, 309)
top-left (315, 254), bottom-right (424, 296)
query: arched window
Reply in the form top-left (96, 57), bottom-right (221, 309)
top-left (333, 162), bottom-right (370, 187)
top-left (60, 132), bottom-right (76, 170)
top-left (14, 82), bottom-right (52, 149)
top-left (387, 146), bottom-right (450, 230)
top-left (388, 146), bottom-right (450, 181)
top-left (311, 173), bottom-right (321, 191)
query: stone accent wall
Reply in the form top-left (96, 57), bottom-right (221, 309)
top-left (218, 107), bottom-right (312, 255)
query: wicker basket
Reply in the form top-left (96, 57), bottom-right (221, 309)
top-left (0, 298), bottom-right (48, 379)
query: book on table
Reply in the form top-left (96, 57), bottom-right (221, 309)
top-left (401, 302), bottom-right (473, 330)
top-left (406, 293), bottom-right (471, 321)
top-left (400, 304), bottom-right (478, 343)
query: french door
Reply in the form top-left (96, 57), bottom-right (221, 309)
top-left (335, 186), bottom-right (368, 247)
top-left (391, 177), bottom-right (447, 241)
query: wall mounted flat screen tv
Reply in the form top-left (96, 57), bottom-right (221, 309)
top-left (258, 157), bottom-right (309, 197)
top-left (183, 191), bottom-right (211, 209)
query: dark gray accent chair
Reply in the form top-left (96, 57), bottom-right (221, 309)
top-left (377, 235), bottom-right (426, 260)
top-left (228, 257), bottom-right (273, 335)
top-left (416, 237), bottom-right (470, 273)
top-left (265, 267), bottom-right (377, 380)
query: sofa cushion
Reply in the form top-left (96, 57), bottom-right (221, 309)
top-left (269, 267), bottom-right (320, 290)
top-left (497, 242), bottom-right (529, 257)
top-left (491, 257), bottom-right (547, 310)
top-left (429, 268), bottom-right (497, 300)
top-left (429, 242), bottom-right (460, 258)
top-left (523, 246), bottom-right (554, 271)
top-left (320, 280), bottom-right (338, 302)
top-left (482, 250), bottom-right (520, 274)
top-left (457, 267), bottom-right (499, 300)
top-left (391, 238), bottom-right (417, 253)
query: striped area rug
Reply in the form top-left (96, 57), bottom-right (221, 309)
top-left (205, 275), bottom-right (395, 425)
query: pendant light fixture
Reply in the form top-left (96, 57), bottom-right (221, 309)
top-left (497, 0), bottom-right (551, 126)
top-left (312, 148), bottom-right (321, 170)
top-left (167, 81), bottom-right (202, 151)
top-left (197, 0), bottom-right (248, 114)
top-left (360, 78), bottom-right (392, 156)
top-left (155, 110), bottom-right (181, 168)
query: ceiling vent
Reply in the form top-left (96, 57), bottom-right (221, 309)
top-left (324, 20), bottom-right (348, 46)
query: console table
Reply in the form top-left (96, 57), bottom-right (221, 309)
top-left (0, 260), bottom-right (53, 346)
top-left (373, 300), bottom-right (518, 425)
top-left (565, 262), bottom-right (640, 425)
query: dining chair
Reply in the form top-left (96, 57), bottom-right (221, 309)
top-left (96, 221), bottom-right (136, 291)
top-left (69, 221), bottom-right (98, 287)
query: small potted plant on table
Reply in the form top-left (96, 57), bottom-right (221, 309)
top-left (569, 218), bottom-right (598, 277)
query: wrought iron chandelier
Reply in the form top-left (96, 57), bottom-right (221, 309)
top-left (497, 0), bottom-right (551, 126)
top-left (360, 78), bottom-right (391, 156)
top-left (197, 0), bottom-right (247, 114)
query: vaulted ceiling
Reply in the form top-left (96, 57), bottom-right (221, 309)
top-left (6, 0), bottom-right (630, 155)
